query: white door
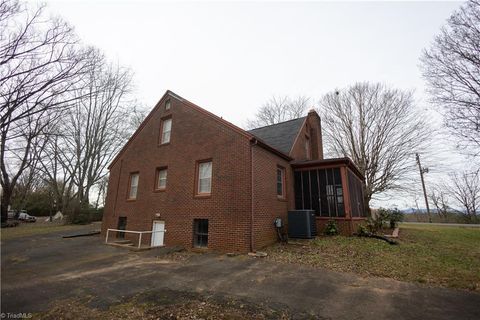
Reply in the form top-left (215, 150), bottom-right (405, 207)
top-left (151, 221), bottom-right (165, 247)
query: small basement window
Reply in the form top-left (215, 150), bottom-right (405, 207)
top-left (117, 217), bottom-right (127, 238)
top-left (193, 219), bottom-right (208, 248)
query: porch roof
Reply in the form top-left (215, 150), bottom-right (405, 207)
top-left (290, 157), bottom-right (364, 180)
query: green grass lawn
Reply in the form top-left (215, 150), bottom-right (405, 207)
top-left (0, 222), bottom-right (97, 240)
top-left (265, 224), bottom-right (480, 290)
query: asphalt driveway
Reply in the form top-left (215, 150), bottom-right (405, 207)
top-left (1, 225), bottom-right (479, 319)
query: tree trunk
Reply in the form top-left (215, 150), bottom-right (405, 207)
top-left (1, 187), bottom-right (12, 223)
top-left (364, 193), bottom-right (372, 217)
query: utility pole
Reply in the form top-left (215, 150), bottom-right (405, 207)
top-left (416, 153), bottom-right (431, 223)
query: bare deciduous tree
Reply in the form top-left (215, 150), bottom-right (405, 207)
top-left (129, 103), bottom-right (149, 129)
top-left (446, 170), bottom-right (480, 221)
top-left (318, 82), bottom-right (431, 213)
top-left (93, 175), bottom-right (108, 210)
top-left (429, 186), bottom-right (452, 220)
top-left (0, 0), bottom-right (92, 222)
top-left (39, 56), bottom-right (134, 220)
top-left (246, 95), bottom-right (310, 129)
top-left (38, 131), bottom-right (76, 214)
top-left (10, 166), bottom-right (41, 211)
top-left (421, 0), bottom-right (480, 155)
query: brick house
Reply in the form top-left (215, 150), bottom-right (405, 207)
top-left (101, 90), bottom-right (366, 253)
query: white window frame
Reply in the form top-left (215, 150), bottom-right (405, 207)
top-left (161, 118), bottom-right (172, 144)
top-left (128, 173), bottom-right (139, 200)
top-left (197, 161), bottom-right (212, 195)
top-left (157, 168), bottom-right (167, 190)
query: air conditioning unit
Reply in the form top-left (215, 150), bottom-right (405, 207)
top-left (287, 210), bottom-right (317, 239)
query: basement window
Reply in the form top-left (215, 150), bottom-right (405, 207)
top-left (117, 217), bottom-right (127, 238)
top-left (193, 219), bottom-right (208, 248)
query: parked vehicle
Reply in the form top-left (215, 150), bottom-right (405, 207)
top-left (18, 212), bottom-right (36, 222)
top-left (7, 210), bottom-right (16, 219)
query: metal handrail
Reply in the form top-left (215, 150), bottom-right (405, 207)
top-left (106, 228), bottom-right (167, 249)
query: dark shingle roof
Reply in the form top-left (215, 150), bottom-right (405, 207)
top-left (247, 117), bottom-right (306, 154)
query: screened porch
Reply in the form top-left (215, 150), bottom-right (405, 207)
top-left (291, 158), bottom-right (366, 234)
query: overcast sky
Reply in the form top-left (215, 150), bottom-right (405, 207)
top-left (37, 0), bottom-right (471, 208)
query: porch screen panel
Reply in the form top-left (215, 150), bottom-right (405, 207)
top-left (318, 169), bottom-right (329, 217)
top-left (348, 170), bottom-right (366, 217)
top-left (310, 170), bottom-right (320, 215)
top-left (334, 168), bottom-right (345, 217)
top-left (326, 169), bottom-right (336, 216)
top-left (302, 170), bottom-right (311, 210)
top-left (316, 168), bottom-right (344, 217)
top-left (294, 171), bottom-right (303, 210)
top-left (348, 170), bottom-right (357, 217)
top-left (294, 168), bottom-right (345, 217)
top-left (348, 170), bottom-right (359, 217)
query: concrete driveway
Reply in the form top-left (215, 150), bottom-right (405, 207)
top-left (1, 224), bottom-right (479, 319)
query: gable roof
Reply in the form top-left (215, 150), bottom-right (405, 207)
top-left (108, 90), bottom-right (293, 169)
top-left (247, 117), bottom-right (307, 155)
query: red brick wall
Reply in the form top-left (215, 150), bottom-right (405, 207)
top-left (289, 111), bottom-right (323, 161)
top-left (251, 145), bottom-right (292, 250)
top-left (102, 94), bottom-right (252, 253)
top-left (102, 95), bottom-right (337, 253)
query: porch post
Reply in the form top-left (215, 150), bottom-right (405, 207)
top-left (340, 166), bottom-right (354, 234)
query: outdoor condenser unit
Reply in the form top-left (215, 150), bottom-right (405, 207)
top-left (287, 210), bottom-right (317, 239)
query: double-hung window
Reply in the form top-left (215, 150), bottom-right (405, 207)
top-left (197, 161), bottom-right (212, 195)
top-left (156, 168), bottom-right (167, 191)
top-left (161, 118), bottom-right (172, 144)
top-left (128, 173), bottom-right (139, 200)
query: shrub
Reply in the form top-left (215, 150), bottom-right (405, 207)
top-left (365, 217), bottom-right (379, 234)
top-left (72, 212), bottom-right (90, 225)
top-left (357, 224), bottom-right (370, 236)
top-left (370, 208), bottom-right (404, 232)
top-left (387, 208), bottom-right (404, 228)
top-left (70, 207), bottom-right (104, 224)
top-left (324, 220), bottom-right (339, 236)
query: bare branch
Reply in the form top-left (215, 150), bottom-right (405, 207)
top-left (318, 82), bottom-right (431, 212)
top-left (246, 95), bottom-right (310, 129)
top-left (445, 169), bottom-right (480, 220)
top-left (0, 0), bottom-right (93, 222)
top-left (421, 0), bottom-right (480, 156)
